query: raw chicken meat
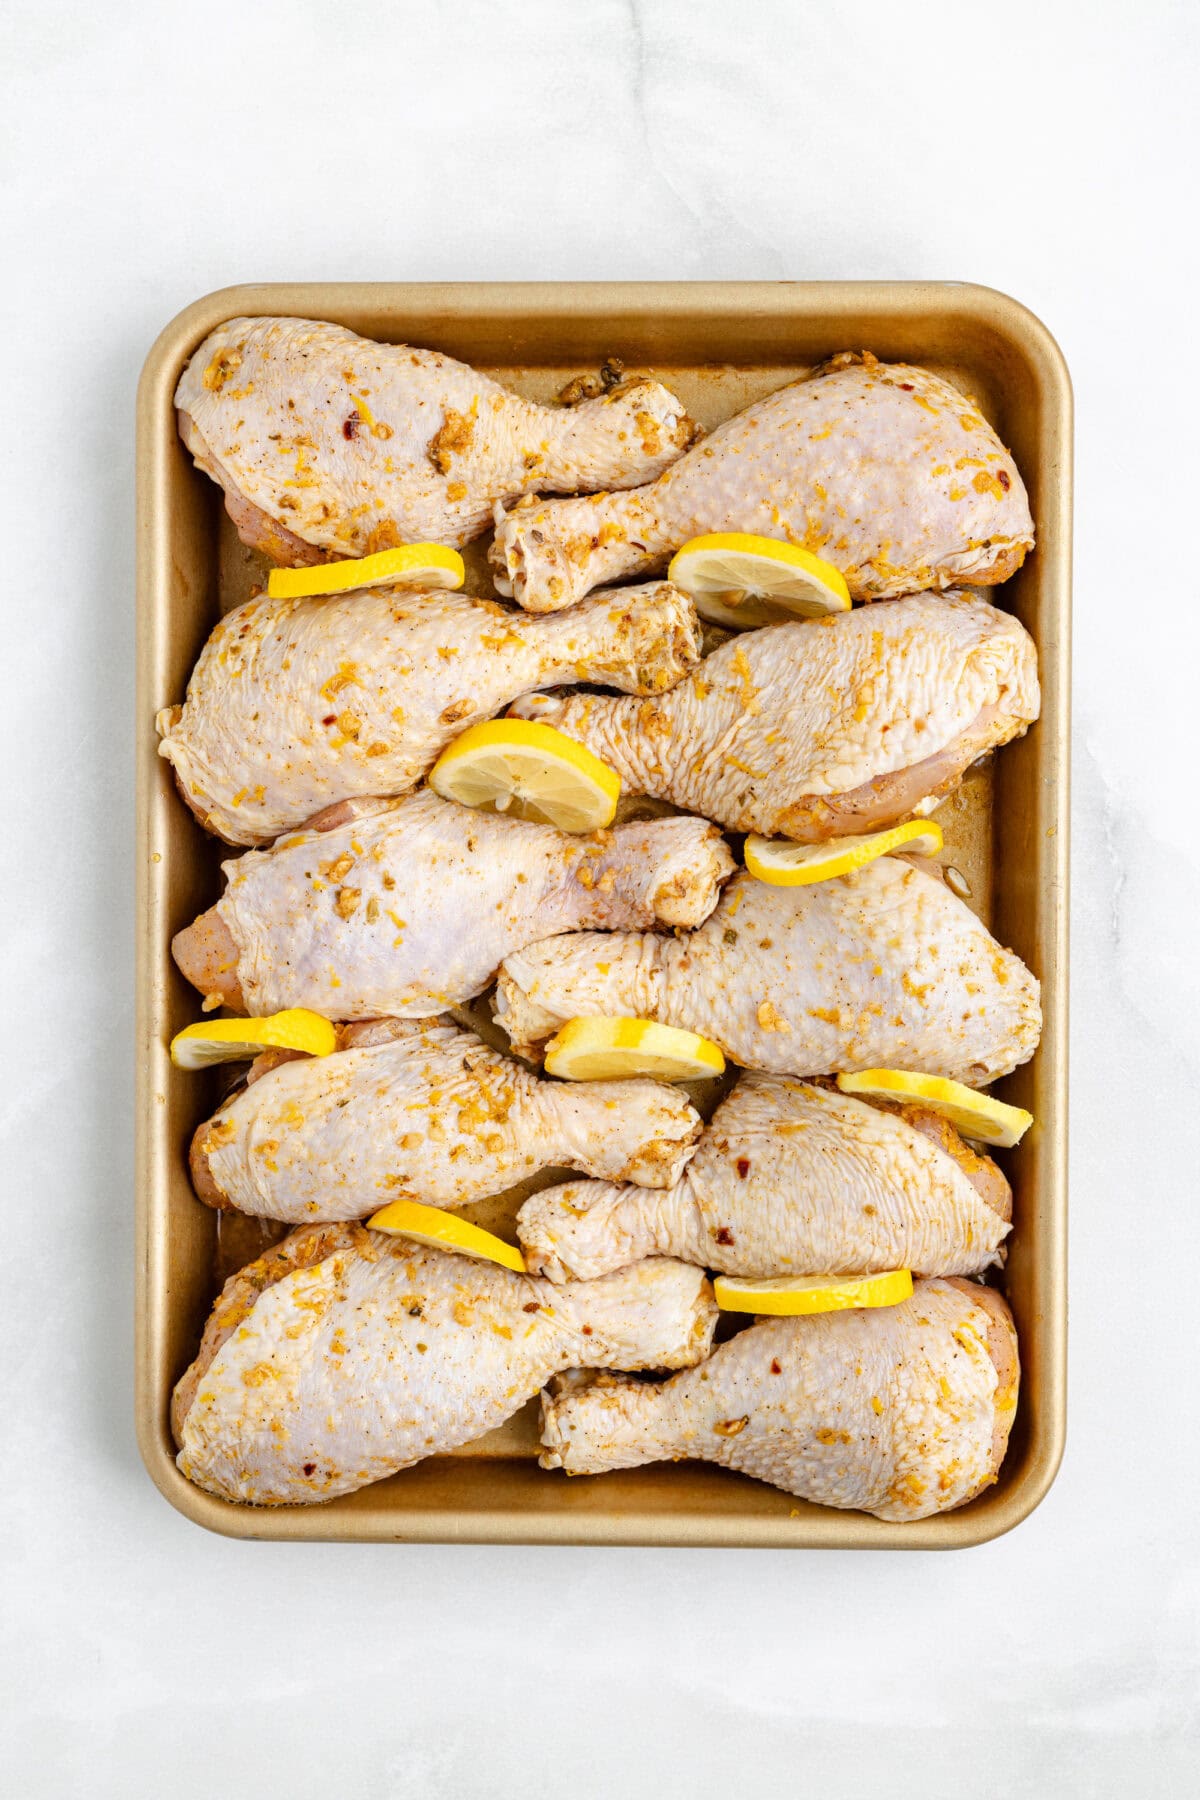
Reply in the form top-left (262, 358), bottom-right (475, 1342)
top-left (540, 1276), bottom-right (1019, 1521)
top-left (157, 580), bottom-right (701, 846)
top-left (517, 1073), bottom-right (1011, 1282)
top-left (490, 354), bottom-right (1033, 611)
top-left (513, 590), bottom-right (1038, 839)
top-left (172, 790), bottom-right (734, 1020)
top-left (172, 1223), bottom-right (717, 1505)
top-left (497, 861), bottom-right (1040, 1084)
top-left (176, 317), bottom-right (696, 562)
top-left (191, 1015), bottom-right (703, 1221)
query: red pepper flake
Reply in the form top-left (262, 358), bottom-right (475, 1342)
top-left (522, 1301), bottom-right (540, 1313)
top-left (769, 1359), bottom-right (782, 1375)
top-left (998, 468), bottom-right (1011, 490)
top-left (715, 1226), bottom-right (735, 1246)
top-left (581, 1324), bottom-right (593, 1336)
top-left (322, 714), bottom-right (337, 726)
top-left (303, 1462), bottom-right (316, 1476)
top-left (343, 411), bottom-right (361, 440)
top-left (899, 382), bottom-right (914, 391)
top-left (736, 1158), bottom-right (751, 1179)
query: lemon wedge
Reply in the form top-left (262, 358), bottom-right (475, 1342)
top-left (713, 1269), bottom-right (914, 1316)
top-left (744, 820), bottom-right (944, 887)
top-left (428, 719), bottom-right (620, 832)
top-left (367, 1199), bottom-right (526, 1273)
top-left (266, 544), bottom-right (465, 601)
top-left (668, 533), bottom-right (852, 628)
top-left (170, 1008), bottom-right (337, 1070)
top-left (543, 1017), bottom-right (726, 1083)
top-left (836, 1070), bottom-right (1033, 1148)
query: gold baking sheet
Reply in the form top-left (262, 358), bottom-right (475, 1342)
top-left (136, 282), bottom-right (1070, 1545)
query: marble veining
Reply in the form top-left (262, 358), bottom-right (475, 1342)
top-left (3, 0), bottom-right (1198, 1794)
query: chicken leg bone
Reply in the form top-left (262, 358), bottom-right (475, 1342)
top-left (517, 1073), bottom-right (1011, 1282)
top-left (511, 590), bottom-right (1039, 839)
top-left (157, 580), bottom-right (702, 846)
top-left (176, 316), bottom-right (697, 563)
top-left (191, 1015), bottom-right (704, 1221)
top-left (173, 1223), bottom-right (717, 1505)
top-left (540, 1277), bottom-right (1019, 1521)
top-left (491, 353), bottom-right (1033, 612)
top-left (496, 861), bottom-right (1040, 1084)
top-left (173, 789), bottom-right (735, 1020)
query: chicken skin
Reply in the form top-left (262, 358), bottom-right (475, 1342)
top-left (176, 317), bottom-right (696, 564)
top-left (517, 1074), bottom-right (1011, 1283)
top-left (157, 580), bottom-right (702, 846)
top-left (540, 1277), bottom-right (1019, 1521)
top-left (514, 590), bottom-right (1039, 840)
top-left (497, 862), bottom-right (1040, 1084)
top-left (190, 1015), bottom-right (703, 1222)
top-left (172, 790), bottom-right (734, 1020)
top-left (490, 353), bottom-right (1034, 612)
top-left (172, 1224), bottom-right (717, 1505)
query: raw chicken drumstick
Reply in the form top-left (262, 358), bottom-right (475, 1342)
top-left (176, 316), bottom-right (696, 564)
top-left (490, 353), bottom-right (1033, 612)
top-left (497, 862), bottom-right (1041, 1084)
top-left (191, 1015), bottom-right (704, 1222)
top-left (517, 1073), bottom-right (1011, 1283)
top-left (540, 1277), bottom-right (1019, 1522)
top-left (157, 579), bottom-right (702, 847)
top-left (515, 590), bottom-right (1039, 840)
top-left (172, 1224), bottom-right (718, 1505)
top-left (173, 790), bottom-right (734, 1021)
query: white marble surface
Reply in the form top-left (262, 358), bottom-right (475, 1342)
top-left (3, 0), bottom-right (1198, 1793)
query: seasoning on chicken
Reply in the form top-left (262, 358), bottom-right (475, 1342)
top-left (157, 580), bottom-right (702, 846)
top-left (190, 1015), bottom-right (704, 1221)
top-left (490, 354), bottom-right (1033, 611)
top-left (539, 1276), bottom-right (1019, 1521)
top-left (172, 1224), bottom-right (717, 1505)
top-left (496, 861), bottom-right (1040, 1085)
top-left (176, 316), bottom-right (697, 564)
top-left (172, 790), bottom-right (734, 1021)
top-left (517, 1073), bottom-right (1011, 1282)
top-left (511, 590), bottom-right (1039, 840)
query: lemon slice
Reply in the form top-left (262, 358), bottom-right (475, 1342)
top-left (367, 1199), bottom-right (526, 1273)
top-left (668, 533), bottom-right (852, 628)
top-left (836, 1070), bottom-right (1033, 1148)
top-left (713, 1269), bottom-right (914, 1316)
top-left (744, 820), bottom-right (944, 886)
top-left (170, 1008), bottom-right (336, 1070)
top-left (428, 719), bottom-right (620, 831)
top-left (543, 1017), bottom-right (726, 1083)
top-left (266, 544), bottom-right (465, 601)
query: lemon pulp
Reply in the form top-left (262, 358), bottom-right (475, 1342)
top-left (266, 543), bottom-right (465, 601)
top-left (429, 719), bottom-right (620, 832)
top-left (713, 1269), bottom-right (914, 1316)
top-left (367, 1199), bottom-right (526, 1272)
top-left (668, 532), bottom-right (851, 628)
top-left (170, 1008), bottom-right (337, 1070)
top-left (836, 1069), bottom-right (1033, 1148)
top-left (744, 819), bottom-right (944, 886)
top-left (543, 1017), bottom-right (726, 1082)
